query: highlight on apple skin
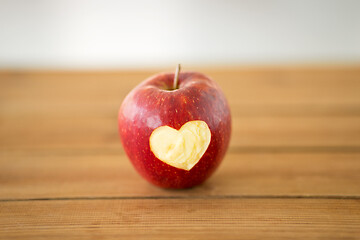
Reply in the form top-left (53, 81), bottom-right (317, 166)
top-left (118, 66), bottom-right (231, 189)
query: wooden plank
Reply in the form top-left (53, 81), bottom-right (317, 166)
top-left (1, 118), bottom-right (359, 151)
top-left (1, 69), bottom-right (360, 119)
top-left (1, 67), bottom-right (360, 107)
top-left (0, 198), bottom-right (359, 239)
top-left (1, 68), bottom-right (360, 117)
top-left (1, 151), bottom-right (359, 199)
top-left (1, 68), bottom-right (360, 150)
top-left (232, 115), bottom-right (360, 148)
top-left (1, 114), bottom-right (360, 150)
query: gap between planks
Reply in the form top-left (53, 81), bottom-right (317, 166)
top-left (1, 194), bottom-right (360, 203)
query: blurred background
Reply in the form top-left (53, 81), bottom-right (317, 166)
top-left (1, 0), bottom-right (360, 69)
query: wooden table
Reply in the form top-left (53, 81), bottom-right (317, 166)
top-left (1, 67), bottom-right (360, 239)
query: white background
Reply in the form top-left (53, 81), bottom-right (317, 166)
top-left (0, 0), bottom-right (359, 69)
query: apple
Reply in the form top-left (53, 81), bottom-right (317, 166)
top-left (118, 65), bottom-right (231, 188)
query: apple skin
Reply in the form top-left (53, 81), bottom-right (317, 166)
top-left (118, 71), bottom-right (231, 189)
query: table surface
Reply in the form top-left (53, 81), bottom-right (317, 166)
top-left (1, 66), bottom-right (360, 239)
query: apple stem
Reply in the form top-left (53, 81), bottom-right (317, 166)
top-left (173, 64), bottom-right (181, 90)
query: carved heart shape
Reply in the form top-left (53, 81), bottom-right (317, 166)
top-left (149, 120), bottom-right (211, 171)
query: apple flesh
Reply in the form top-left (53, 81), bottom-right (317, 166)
top-left (118, 70), bottom-right (231, 188)
top-left (149, 120), bottom-right (211, 171)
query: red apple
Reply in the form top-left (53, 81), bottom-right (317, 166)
top-left (118, 65), bottom-right (231, 188)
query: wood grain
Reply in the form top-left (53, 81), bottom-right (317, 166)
top-left (1, 198), bottom-right (359, 239)
top-left (1, 114), bottom-right (360, 150)
top-left (1, 68), bottom-right (360, 150)
top-left (1, 151), bottom-right (360, 200)
top-left (1, 67), bottom-right (360, 239)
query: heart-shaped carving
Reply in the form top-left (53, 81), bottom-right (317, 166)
top-left (149, 120), bottom-right (211, 171)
